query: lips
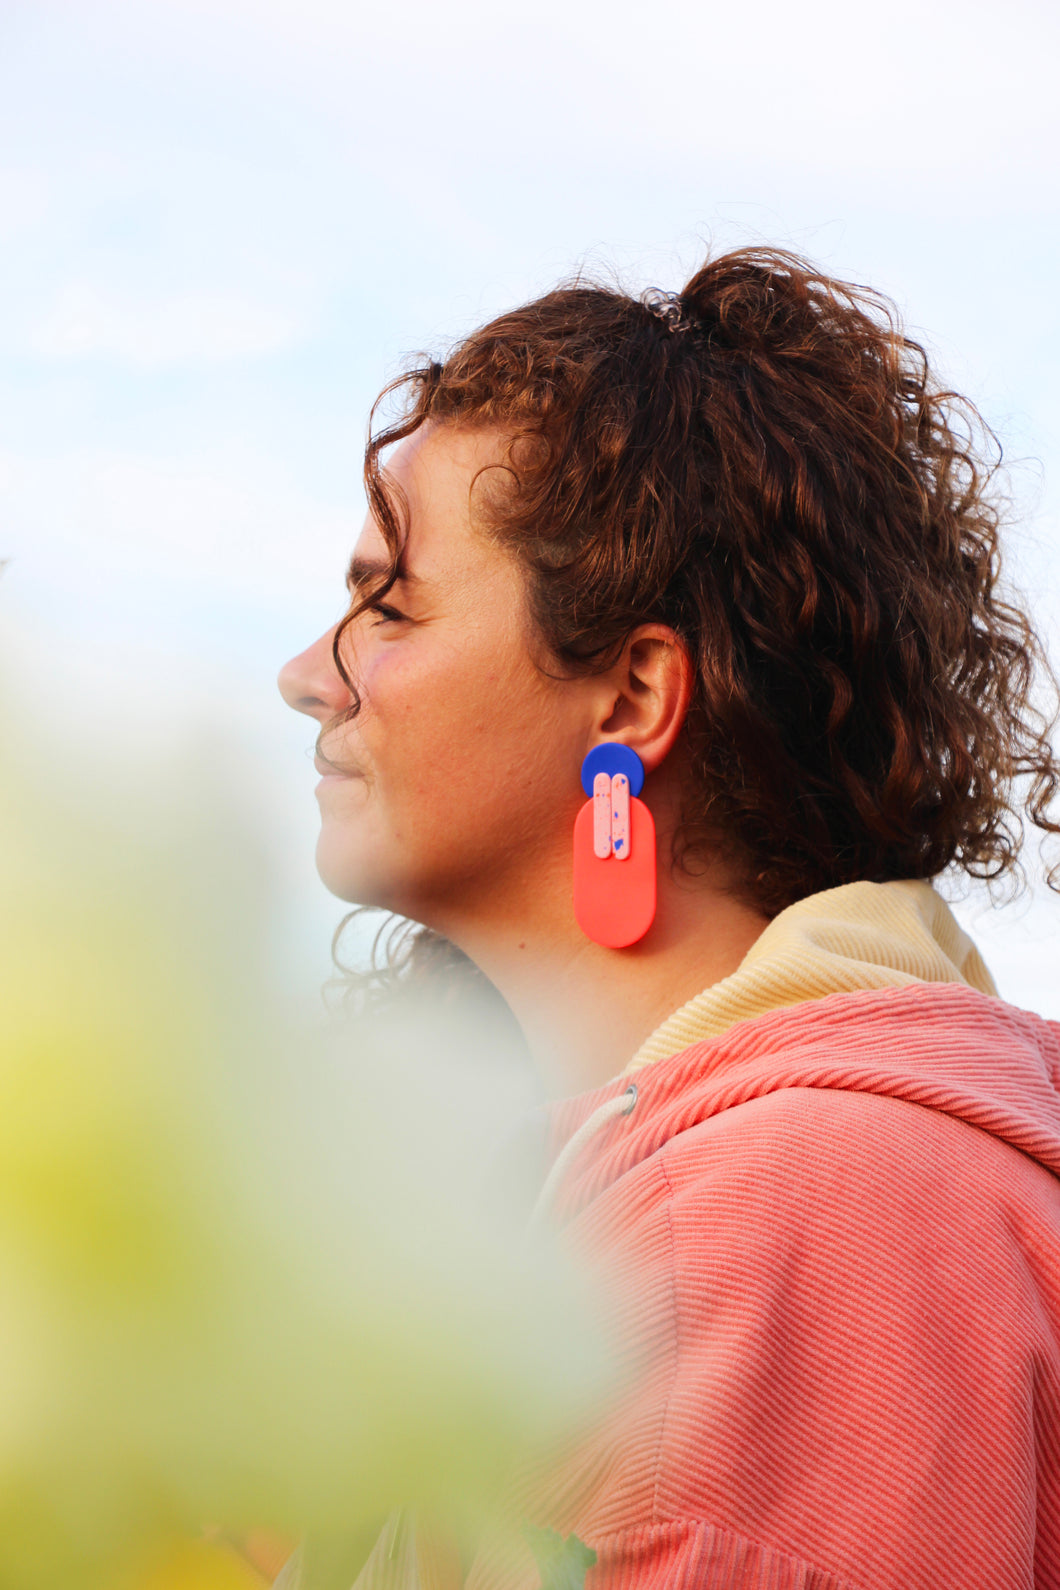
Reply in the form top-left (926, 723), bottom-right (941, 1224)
top-left (314, 755), bottom-right (361, 780)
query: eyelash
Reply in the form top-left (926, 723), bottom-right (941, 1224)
top-left (367, 600), bottom-right (405, 625)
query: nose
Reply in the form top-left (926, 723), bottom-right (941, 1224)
top-left (277, 625), bottom-right (352, 721)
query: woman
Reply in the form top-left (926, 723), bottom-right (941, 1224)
top-left (279, 248), bottom-right (1060, 1589)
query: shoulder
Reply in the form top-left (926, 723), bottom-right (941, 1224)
top-left (641, 1088), bottom-right (1060, 1580)
top-left (609, 1082), bottom-right (1060, 1386)
top-left (660, 1079), bottom-right (1056, 1224)
top-left (552, 1088), bottom-right (1060, 1586)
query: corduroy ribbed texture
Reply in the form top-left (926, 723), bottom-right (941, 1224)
top-left (467, 973), bottom-right (1060, 1590)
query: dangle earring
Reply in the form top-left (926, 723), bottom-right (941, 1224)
top-left (572, 745), bottom-right (657, 948)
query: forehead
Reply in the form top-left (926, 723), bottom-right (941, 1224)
top-left (352, 422), bottom-right (509, 579)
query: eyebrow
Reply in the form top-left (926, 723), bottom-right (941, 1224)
top-left (345, 554), bottom-right (420, 592)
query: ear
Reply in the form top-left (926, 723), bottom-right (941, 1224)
top-left (590, 624), bottom-right (694, 775)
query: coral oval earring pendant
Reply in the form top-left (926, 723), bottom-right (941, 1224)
top-left (573, 747), bottom-right (657, 948)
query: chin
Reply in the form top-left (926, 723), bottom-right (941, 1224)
top-left (314, 834), bottom-right (419, 917)
top-left (315, 835), bottom-right (379, 906)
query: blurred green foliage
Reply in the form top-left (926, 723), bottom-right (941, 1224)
top-left (525, 1530), bottom-right (597, 1590)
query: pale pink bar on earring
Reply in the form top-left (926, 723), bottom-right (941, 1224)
top-left (611, 773), bottom-right (631, 860)
top-left (593, 772), bottom-right (613, 858)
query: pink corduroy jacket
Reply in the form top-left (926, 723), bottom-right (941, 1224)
top-left (470, 982), bottom-right (1060, 1590)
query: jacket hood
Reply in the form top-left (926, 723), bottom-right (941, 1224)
top-left (542, 882), bottom-right (1060, 1223)
top-left (627, 877), bottom-right (997, 1071)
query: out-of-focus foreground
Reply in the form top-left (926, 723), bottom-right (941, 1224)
top-left (0, 684), bottom-right (612, 1590)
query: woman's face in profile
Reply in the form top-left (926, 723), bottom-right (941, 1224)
top-left (279, 424), bottom-right (590, 932)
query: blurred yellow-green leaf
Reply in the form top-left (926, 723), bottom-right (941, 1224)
top-left (0, 686), bottom-right (613, 1589)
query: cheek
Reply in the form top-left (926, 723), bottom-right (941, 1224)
top-left (360, 642), bottom-right (501, 754)
top-left (356, 648), bottom-right (432, 743)
top-left (348, 650), bottom-right (468, 824)
top-left (356, 634), bottom-right (579, 836)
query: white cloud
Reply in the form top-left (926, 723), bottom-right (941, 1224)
top-left (33, 283), bottom-right (303, 367)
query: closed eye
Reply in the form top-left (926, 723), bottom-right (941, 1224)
top-left (367, 600), bottom-right (407, 625)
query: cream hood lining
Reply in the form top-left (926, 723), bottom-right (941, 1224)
top-left (625, 879), bottom-right (997, 1075)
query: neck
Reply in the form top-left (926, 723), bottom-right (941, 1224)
top-left (443, 857), bottom-right (771, 1100)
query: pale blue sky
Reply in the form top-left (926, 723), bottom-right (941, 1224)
top-left (2, 0), bottom-right (1057, 1009)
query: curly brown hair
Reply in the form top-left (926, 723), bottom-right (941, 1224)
top-left (330, 247), bottom-right (1058, 995)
